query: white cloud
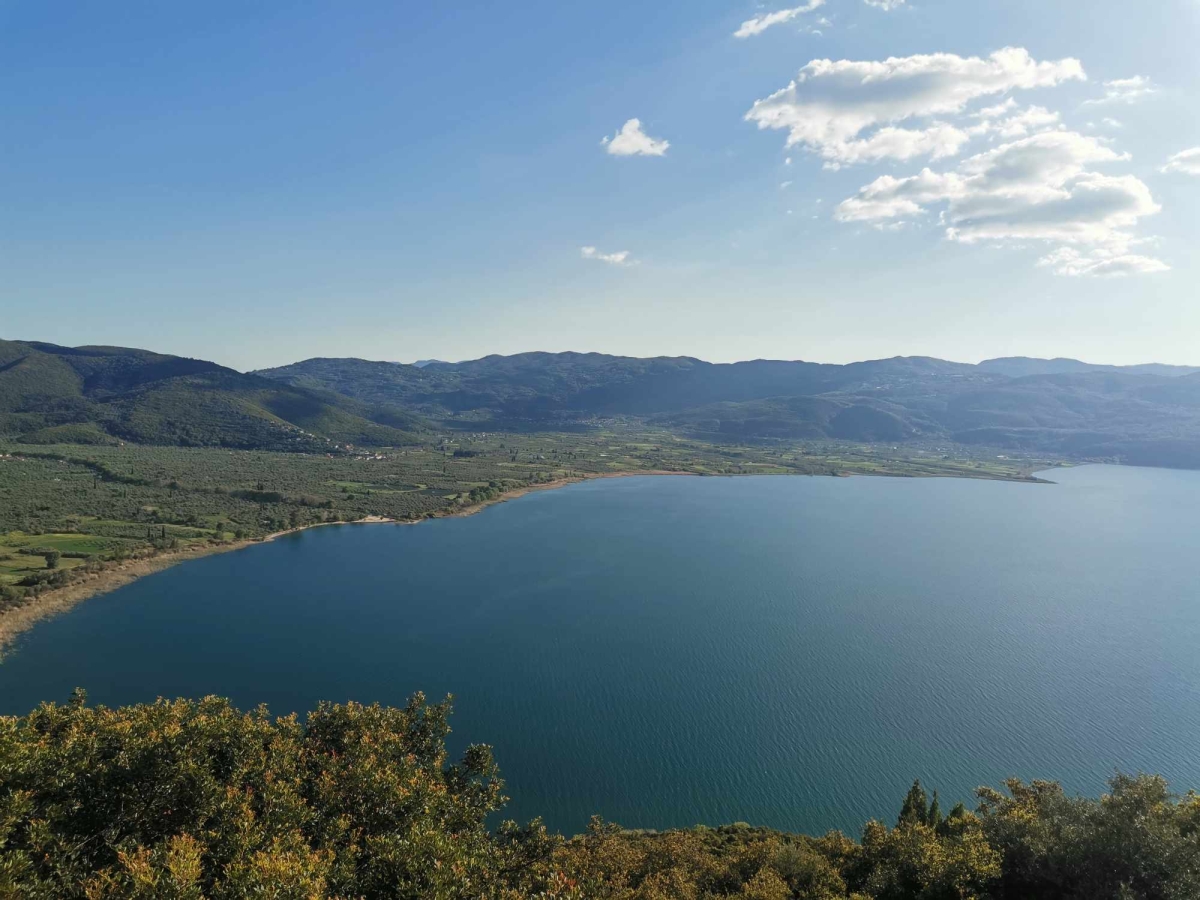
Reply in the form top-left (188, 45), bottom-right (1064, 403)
top-left (1038, 247), bottom-right (1169, 277)
top-left (1161, 147), bottom-right (1200, 175)
top-left (602, 119), bottom-right (670, 157)
top-left (823, 123), bottom-right (973, 168)
top-left (967, 104), bottom-right (1061, 140)
top-left (745, 48), bottom-right (1085, 166)
top-left (734, 0), bottom-right (825, 38)
top-left (1102, 117), bottom-right (1123, 129)
top-left (581, 246), bottom-right (634, 266)
top-left (863, 0), bottom-right (905, 8)
top-left (1083, 75), bottom-right (1158, 106)
top-left (993, 105), bottom-right (1061, 138)
top-left (835, 130), bottom-right (1166, 275)
top-left (975, 98), bottom-right (1019, 120)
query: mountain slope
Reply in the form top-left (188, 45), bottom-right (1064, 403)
top-left (0, 340), bottom-right (424, 450)
top-left (9, 340), bottom-right (1200, 465)
top-left (256, 351), bottom-right (1200, 465)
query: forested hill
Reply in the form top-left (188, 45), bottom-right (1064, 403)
top-left (0, 339), bottom-right (425, 450)
top-left (6, 338), bottom-right (1200, 466)
top-left (257, 352), bottom-right (1200, 468)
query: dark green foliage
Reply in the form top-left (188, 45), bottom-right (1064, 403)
top-left (0, 692), bottom-right (552, 899)
top-left (926, 792), bottom-right (942, 829)
top-left (898, 780), bottom-right (930, 828)
top-left (1, 693), bottom-right (1196, 899)
top-left (975, 775), bottom-right (1200, 900)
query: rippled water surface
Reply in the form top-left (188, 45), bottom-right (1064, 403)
top-left (2, 465), bottom-right (1198, 835)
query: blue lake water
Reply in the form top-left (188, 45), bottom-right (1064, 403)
top-left (2, 465), bottom-right (1199, 836)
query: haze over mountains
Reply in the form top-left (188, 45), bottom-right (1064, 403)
top-left (254, 352), bottom-right (1200, 466)
top-left (4, 337), bottom-right (1200, 468)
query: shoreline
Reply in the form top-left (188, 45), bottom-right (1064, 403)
top-left (0, 471), bottom-right (690, 655)
top-left (0, 464), bottom-right (1041, 655)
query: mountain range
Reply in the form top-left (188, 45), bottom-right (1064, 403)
top-left (255, 352), bottom-right (1200, 467)
top-left (3, 337), bottom-right (1200, 468)
top-left (0, 339), bottom-right (423, 451)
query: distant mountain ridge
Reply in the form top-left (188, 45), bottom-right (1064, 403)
top-left (255, 351), bottom-right (1200, 468)
top-left (5, 339), bottom-right (1200, 469)
top-left (977, 357), bottom-right (1200, 378)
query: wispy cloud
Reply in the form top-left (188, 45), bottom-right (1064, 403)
top-left (1083, 76), bottom-right (1158, 106)
top-left (734, 0), bottom-right (825, 38)
top-left (602, 119), bottom-right (670, 157)
top-left (1038, 247), bottom-right (1169, 277)
top-left (1161, 147), bottom-right (1200, 175)
top-left (863, 0), bottom-right (906, 9)
top-left (581, 246), bottom-right (634, 266)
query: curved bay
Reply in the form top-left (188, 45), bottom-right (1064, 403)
top-left (1, 465), bottom-right (1198, 836)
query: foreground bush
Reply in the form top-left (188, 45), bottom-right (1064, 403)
top-left (1, 693), bottom-right (1198, 899)
top-left (0, 692), bottom-right (552, 899)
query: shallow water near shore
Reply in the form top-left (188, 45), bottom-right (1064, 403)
top-left (2, 465), bottom-right (1199, 836)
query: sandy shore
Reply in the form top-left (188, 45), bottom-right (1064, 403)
top-left (0, 472), bottom-right (689, 655)
top-left (0, 515), bottom-right (401, 656)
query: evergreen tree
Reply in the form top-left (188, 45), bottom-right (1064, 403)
top-left (927, 790), bottom-right (943, 828)
top-left (898, 779), bottom-right (930, 827)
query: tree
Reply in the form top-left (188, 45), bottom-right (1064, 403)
top-left (0, 693), bottom-right (551, 899)
top-left (928, 791), bottom-right (943, 829)
top-left (855, 815), bottom-right (999, 900)
top-left (43, 549), bottom-right (61, 569)
top-left (899, 779), bottom-right (930, 827)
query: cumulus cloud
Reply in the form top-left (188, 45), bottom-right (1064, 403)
top-left (734, 0), bottom-right (826, 38)
top-left (602, 119), bottom-right (670, 157)
top-left (835, 130), bottom-right (1166, 275)
top-left (745, 48), bottom-right (1084, 166)
top-left (1161, 147), bottom-right (1200, 175)
top-left (863, 0), bottom-right (906, 8)
top-left (1083, 76), bottom-right (1158, 106)
top-left (581, 246), bottom-right (634, 266)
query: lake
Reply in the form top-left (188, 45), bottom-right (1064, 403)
top-left (2, 464), bottom-right (1198, 836)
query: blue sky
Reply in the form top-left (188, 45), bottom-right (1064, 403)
top-left (2, 0), bottom-right (1198, 369)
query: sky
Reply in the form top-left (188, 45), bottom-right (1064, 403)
top-left (2, 0), bottom-right (1198, 370)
